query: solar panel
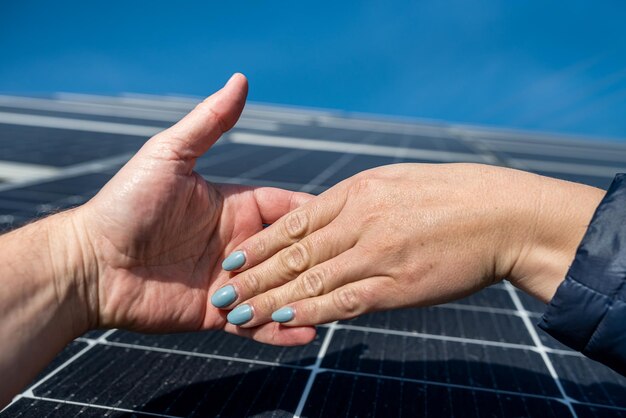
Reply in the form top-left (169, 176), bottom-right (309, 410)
top-left (0, 95), bottom-right (624, 417)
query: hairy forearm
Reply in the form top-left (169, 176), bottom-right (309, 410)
top-left (0, 210), bottom-right (89, 406)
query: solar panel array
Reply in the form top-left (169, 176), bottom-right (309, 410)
top-left (0, 94), bottom-right (624, 417)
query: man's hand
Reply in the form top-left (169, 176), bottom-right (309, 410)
top-left (66, 74), bottom-right (315, 345)
top-left (0, 74), bottom-right (318, 405)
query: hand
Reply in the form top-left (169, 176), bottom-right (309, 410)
top-left (212, 163), bottom-right (604, 327)
top-left (70, 74), bottom-right (315, 345)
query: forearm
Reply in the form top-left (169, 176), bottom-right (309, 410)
top-left (0, 210), bottom-right (90, 406)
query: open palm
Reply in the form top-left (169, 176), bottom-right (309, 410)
top-left (76, 75), bottom-right (315, 346)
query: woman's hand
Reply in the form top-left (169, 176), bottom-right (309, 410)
top-left (212, 163), bottom-right (604, 327)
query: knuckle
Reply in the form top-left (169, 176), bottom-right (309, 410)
top-left (258, 293), bottom-right (278, 313)
top-left (300, 269), bottom-right (325, 298)
top-left (357, 283), bottom-right (378, 307)
top-left (283, 210), bottom-right (308, 240)
top-left (250, 236), bottom-right (267, 257)
top-left (280, 242), bottom-right (309, 274)
top-left (351, 176), bottom-right (375, 195)
top-left (242, 271), bottom-right (262, 294)
top-left (333, 287), bottom-right (361, 315)
top-left (298, 299), bottom-right (320, 319)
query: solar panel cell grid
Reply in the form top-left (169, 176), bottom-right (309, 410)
top-left (0, 96), bottom-right (624, 417)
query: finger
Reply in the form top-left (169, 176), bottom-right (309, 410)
top-left (270, 277), bottom-right (395, 326)
top-left (214, 184), bottom-right (312, 230)
top-left (213, 220), bottom-right (357, 309)
top-left (223, 322), bottom-right (317, 346)
top-left (252, 187), bottom-right (314, 224)
top-left (220, 185), bottom-right (349, 272)
top-left (147, 73), bottom-right (248, 161)
top-left (231, 248), bottom-right (371, 328)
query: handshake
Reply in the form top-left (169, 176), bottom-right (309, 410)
top-left (0, 74), bottom-right (609, 405)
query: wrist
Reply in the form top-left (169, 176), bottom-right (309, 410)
top-left (44, 208), bottom-right (99, 335)
top-left (508, 175), bottom-right (605, 302)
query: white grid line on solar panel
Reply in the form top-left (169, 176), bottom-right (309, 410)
top-left (18, 395), bottom-right (182, 418)
top-left (476, 137), bottom-right (626, 161)
top-left (0, 111), bottom-right (164, 136)
top-left (437, 301), bottom-right (540, 317)
top-left (0, 112), bottom-right (277, 143)
top-left (0, 96), bottom-right (280, 132)
top-left (50, 334), bottom-right (626, 414)
top-left (504, 282), bottom-right (578, 416)
top-left (313, 115), bottom-right (451, 136)
top-left (0, 140), bottom-right (266, 195)
top-left (87, 338), bottom-right (307, 370)
top-left (447, 126), bottom-right (626, 150)
top-left (332, 323), bottom-right (579, 355)
top-left (54, 93), bottom-right (323, 123)
top-left (293, 322), bottom-right (338, 418)
top-left (300, 153), bottom-right (359, 193)
top-left (0, 161), bottom-right (60, 183)
top-left (228, 132), bottom-right (493, 164)
top-left (53, 93), bottom-right (329, 126)
top-left (236, 149), bottom-right (309, 179)
top-left (509, 159), bottom-right (623, 178)
top-left (0, 153), bottom-right (133, 193)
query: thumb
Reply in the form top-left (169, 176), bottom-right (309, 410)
top-left (152, 73), bottom-right (248, 161)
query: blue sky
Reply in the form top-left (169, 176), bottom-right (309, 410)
top-left (1, 1), bottom-right (626, 139)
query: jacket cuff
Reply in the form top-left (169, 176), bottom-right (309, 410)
top-left (538, 174), bottom-right (626, 376)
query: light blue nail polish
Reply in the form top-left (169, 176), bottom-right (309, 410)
top-left (211, 285), bottom-right (237, 308)
top-left (227, 304), bottom-right (253, 325)
top-left (271, 307), bottom-right (294, 323)
top-left (222, 251), bottom-right (246, 271)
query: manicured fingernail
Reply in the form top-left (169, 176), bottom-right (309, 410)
top-left (271, 307), bottom-right (294, 323)
top-left (227, 304), bottom-right (253, 325)
top-left (211, 285), bottom-right (237, 308)
top-left (222, 251), bottom-right (245, 271)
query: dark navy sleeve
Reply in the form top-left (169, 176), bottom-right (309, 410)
top-left (538, 174), bottom-right (626, 376)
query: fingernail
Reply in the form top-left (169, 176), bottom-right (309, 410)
top-left (222, 251), bottom-right (245, 271)
top-left (211, 285), bottom-right (237, 308)
top-left (271, 307), bottom-right (294, 323)
top-left (227, 304), bottom-right (253, 325)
